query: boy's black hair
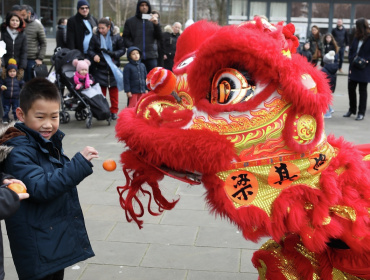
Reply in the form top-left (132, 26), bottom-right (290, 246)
top-left (20, 78), bottom-right (61, 115)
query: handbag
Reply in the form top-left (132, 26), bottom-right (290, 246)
top-left (312, 42), bottom-right (322, 60)
top-left (32, 63), bottom-right (49, 78)
top-left (352, 56), bottom-right (367, 69)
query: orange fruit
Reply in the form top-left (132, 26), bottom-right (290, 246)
top-left (103, 159), bottom-right (117, 171)
top-left (8, 183), bottom-right (27, 194)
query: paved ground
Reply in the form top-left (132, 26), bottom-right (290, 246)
top-left (2, 47), bottom-right (370, 280)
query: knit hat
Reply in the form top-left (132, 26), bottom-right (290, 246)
top-left (7, 58), bottom-right (18, 71)
top-left (72, 59), bottom-right (90, 73)
top-left (323, 50), bottom-right (335, 64)
top-left (77, 0), bottom-right (89, 10)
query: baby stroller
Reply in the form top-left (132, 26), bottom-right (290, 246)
top-left (50, 48), bottom-right (111, 128)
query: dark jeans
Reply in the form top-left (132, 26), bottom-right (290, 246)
top-left (141, 58), bottom-right (157, 74)
top-left (39, 269), bottom-right (64, 280)
top-left (338, 46), bottom-right (345, 70)
top-left (2, 97), bottom-right (19, 121)
top-left (25, 59), bottom-right (36, 82)
top-left (348, 79), bottom-right (368, 116)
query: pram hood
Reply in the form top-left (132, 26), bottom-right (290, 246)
top-left (53, 48), bottom-right (84, 74)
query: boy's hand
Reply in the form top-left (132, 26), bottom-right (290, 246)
top-left (80, 146), bottom-right (99, 161)
top-left (1, 85), bottom-right (6, 90)
top-left (3, 179), bottom-right (29, 200)
top-left (127, 92), bottom-right (132, 98)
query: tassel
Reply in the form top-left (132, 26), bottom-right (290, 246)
top-left (117, 153), bottom-right (179, 229)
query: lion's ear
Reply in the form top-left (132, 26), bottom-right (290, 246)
top-left (282, 23), bottom-right (300, 54)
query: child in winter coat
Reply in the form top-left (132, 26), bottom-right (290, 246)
top-left (0, 59), bottom-right (25, 124)
top-left (72, 59), bottom-right (93, 90)
top-left (298, 41), bottom-right (313, 62)
top-left (321, 51), bottom-right (338, 118)
top-left (322, 33), bottom-right (339, 66)
top-left (2, 78), bottom-right (98, 280)
top-left (124, 46), bottom-right (148, 108)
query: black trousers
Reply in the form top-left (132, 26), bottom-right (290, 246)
top-left (39, 269), bottom-right (64, 280)
top-left (348, 79), bottom-right (368, 116)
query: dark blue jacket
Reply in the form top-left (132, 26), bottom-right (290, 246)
top-left (1, 123), bottom-right (94, 280)
top-left (321, 62), bottom-right (338, 93)
top-left (124, 46), bottom-right (147, 93)
top-left (332, 26), bottom-right (349, 47)
top-left (348, 37), bottom-right (370, 83)
top-left (0, 76), bottom-right (25, 99)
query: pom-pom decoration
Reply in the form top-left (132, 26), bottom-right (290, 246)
top-left (146, 67), bottom-right (176, 96)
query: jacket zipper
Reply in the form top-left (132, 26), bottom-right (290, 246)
top-left (10, 78), bottom-right (14, 98)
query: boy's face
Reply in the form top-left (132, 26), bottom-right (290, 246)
top-left (16, 99), bottom-right (60, 140)
top-left (8, 69), bottom-right (16, 78)
top-left (130, 50), bottom-right (140, 61)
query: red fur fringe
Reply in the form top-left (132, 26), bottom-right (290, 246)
top-left (117, 150), bottom-right (179, 229)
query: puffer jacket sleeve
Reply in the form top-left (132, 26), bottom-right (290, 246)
top-left (112, 35), bottom-right (126, 61)
top-left (5, 147), bottom-right (93, 202)
top-left (0, 186), bottom-right (19, 220)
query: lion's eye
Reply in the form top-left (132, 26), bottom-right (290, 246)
top-left (210, 68), bottom-right (255, 104)
top-left (177, 56), bottom-right (194, 69)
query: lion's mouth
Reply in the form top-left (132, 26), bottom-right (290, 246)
top-left (152, 164), bottom-right (202, 185)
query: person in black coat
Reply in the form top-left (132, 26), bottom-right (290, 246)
top-left (343, 18), bottom-right (370, 121)
top-left (0, 12), bottom-right (27, 76)
top-left (332, 19), bottom-right (349, 72)
top-left (124, 46), bottom-right (147, 108)
top-left (88, 18), bottom-right (125, 120)
top-left (122, 0), bottom-right (162, 73)
top-left (0, 172), bottom-right (28, 280)
top-left (163, 22), bottom-right (182, 71)
top-left (66, 0), bottom-right (98, 56)
top-left (56, 18), bottom-right (67, 49)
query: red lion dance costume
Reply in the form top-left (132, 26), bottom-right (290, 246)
top-left (116, 18), bottom-right (370, 279)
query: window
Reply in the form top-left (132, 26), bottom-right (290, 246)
top-left (270, 2), bottom-right (287, 24)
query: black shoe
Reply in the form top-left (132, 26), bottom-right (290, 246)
top-left (111, 113), bottom-right (117, 120)
top-left (355, 114), bottom-right (364, 121)
top-left (343, 111), bottom-right (354, 117)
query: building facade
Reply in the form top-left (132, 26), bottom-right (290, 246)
top-left (228, 0), bottom-right (370, 42)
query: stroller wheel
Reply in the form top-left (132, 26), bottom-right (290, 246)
top-left (107, 119), bottom-right (111, 126)
top-left (64, 112), bottom-right (71, 123)
top-left (81, 109), bottom-right (88, 120)
top-left (75, 110), bottom-right (81, 121)
top-left (59, 112), bottom-right (65, 124)
top-left (85, 110), bottom-right (92, 129)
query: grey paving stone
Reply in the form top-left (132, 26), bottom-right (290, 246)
top-left (107, 222), bottom-right (198, 245)
top-left (196, 226), bottom-right (269, 249)
top-left (79, 264), bottom-right (187, 280)
top-left (141, 244), bottom-right (240, 272)
top-left (187, 270), bottom-right (258, 280)
top-left (88, 240), bottom-right (148, 266)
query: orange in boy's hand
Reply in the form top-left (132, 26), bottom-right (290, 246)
top-left (8, 183), bottom-right (27, 194)
top-left (103, 159), bottom-right (117, 171)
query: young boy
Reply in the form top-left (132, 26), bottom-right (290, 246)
top-left (123, 46), bottom-right (148, 108)
top-left (0, 78), bottom-right (99, 280)
top-left (0, 59), bottom-right (25, 124)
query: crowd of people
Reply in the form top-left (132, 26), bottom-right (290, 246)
top-left (0, 1), bottom-right (368, 279)
top-left (297, 18), bottom-right (370, 121)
